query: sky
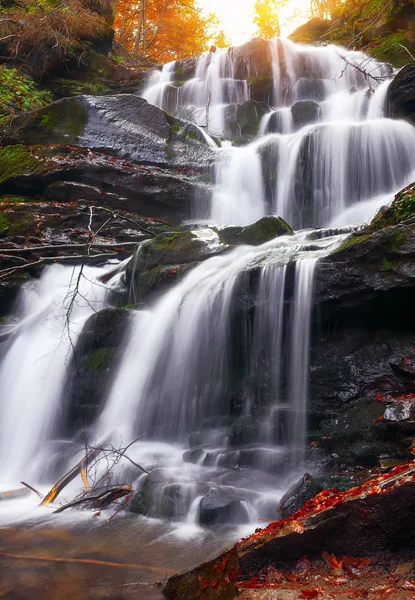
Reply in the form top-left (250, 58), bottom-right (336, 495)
top-left (198, 0), bottom-right (309, 46)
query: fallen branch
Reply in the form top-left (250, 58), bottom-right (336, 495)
top-left (93, 206), bottom-right (156, 238)
top-left (52, 485), bottom-right (131, 513)
top-left (0, 253), bottom-right (120, 281)
top-left (0, 242), bottom-right (140, 255)
top-left (41, 432), bottom-right (112, 506)
top-left (20, 481), bottom-right (43, 499)
top-left (0, 551), bottom-right (176, 573)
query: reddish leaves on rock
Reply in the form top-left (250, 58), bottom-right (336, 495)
top-left (221, 555), bottom-right (229, 573)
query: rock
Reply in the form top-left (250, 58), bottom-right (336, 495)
top-left (368, 182), bottom-right (415, 231)
top-left (130, 476), bottom-right (178, 520)
top-left (164, 464), bottom-right (415, 600)
top-left (278, 473), bottom-right (323, 518)
top-left (289, 17), bottom-right (332, 44)
top-left (1, 95), bottom-right (214, 169)
top-left (125, 229), bottom-right (226, 301)
top-left (65, 308), bottom-right (131, 429)
top-left (388, 64), bottom-right (415, 125)
top-left (199, 487), bottom-right (247, 526)
top-left (291, 100), bottom-right (321, 130)
top-left (230, 416), bottom-right (259, 445)
top-left (384, 402), bottom-right (413, 421)
top-left (183, 448), bottom-right (205, 464)
top-left (0, 145), bottom-right (208, 223)
top-left (223, 101), bottom-right (270, 141)
top-left (315, 222), bottom-right (415, 312)
top-left (44, 181), bottom-right (129, 210)
top-left (239, 216), bottom-right (293, 246)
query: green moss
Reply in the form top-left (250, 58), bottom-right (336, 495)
top-left (81, 347), bottom-right (116, 374)
top-left (0, 145), bottom-right (46, 184)
top-left (368, 184), bottom-right (415, 232)
top-left (240, 216), bottom-right (293, 246)
top-left (335, 232), bottom-right (371, 253)
top-left (171, 122), bottom-right (180, 134)
top-left (381, 258), bottom-right (393, 272)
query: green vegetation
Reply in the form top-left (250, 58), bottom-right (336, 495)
top-left (0, 67), bottom-right (52, 126)
top-left (335, 232), bottom-right (371, 252)
top-left (81, 347), bottom-right (116, 373)
top-left (0, 145), bottom-right (46, 184)
top-left (368, 184), bottom-right (415, 231)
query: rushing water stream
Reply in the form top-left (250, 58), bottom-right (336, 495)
top-left (1, 39), bottom-right (415, 585)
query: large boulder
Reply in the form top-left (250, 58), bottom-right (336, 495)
top-left (199, 487), bottom-right (248, 526)
top-left (1, 95), bottom-right (213, 169)
top-left (125, 228), bottom-right (226, 301)
top-left (291, 99), bottom-right (321, 129)
top-left (388, 64), bottom-right (415, 125)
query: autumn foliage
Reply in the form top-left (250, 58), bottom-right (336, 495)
top-left (114, 0), bottom-right (218, 63)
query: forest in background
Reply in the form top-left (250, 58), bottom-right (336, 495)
top-left (0, 0), bottom-right (413, 125)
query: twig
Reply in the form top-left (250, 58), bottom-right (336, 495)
top-left (20, 481), bottom-right (43, 499)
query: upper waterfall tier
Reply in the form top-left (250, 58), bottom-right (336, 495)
top-left (142, 38), bottom-right (392, 137)
top-left (141, 38), bottom-right (415, 229)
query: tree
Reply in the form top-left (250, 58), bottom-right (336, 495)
top-left (114, 0), bottom-right (218, 62)
top-left (253, 0), bottom-right (288, 39)
top-left (309, 0), bottom-right (341, 19)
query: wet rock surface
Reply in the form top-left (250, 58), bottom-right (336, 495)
top-left (164, 463), bottom-right (415, 600)
top-left (388, 64), bottom-right (415, 125)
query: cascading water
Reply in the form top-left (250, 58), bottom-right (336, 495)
top-left (0, 265), bottom-right (108, 489)
top-left (1, 37), bottom-right (415, 533)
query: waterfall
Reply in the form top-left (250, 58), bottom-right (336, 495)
top-left (0, 265), bottom-right (108, 489)
top-left (141, 38), bottom-right (414, 228)
top-left (1, 37), bottom-right (415, 528)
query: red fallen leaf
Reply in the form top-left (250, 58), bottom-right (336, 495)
top-left (402, 580), bottom-right (415, 590)
top-left (201, 580), bottom-right (210, 589)
top-left (211, 579), bottom-right (220, 588)
top-left (376, 394), bottom-right (385, 401)
top-left (373, 416), bottom-right (384, 423)
top-left (286, 573), bottom-right (301, 581)
top-left (224, 574), bottom-right (231, 584)
top-left (299, 588), bottom-right (322, 598)
top-left (322, 551), bottom-right (343, 570)
top-left (290, 519), bottom-right (305, 533)
top-left (213, 563), bottom-right (221, 571)
top-left (221, 555), bottom-right (229, 572)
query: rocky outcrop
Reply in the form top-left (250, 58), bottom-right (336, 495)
top-left (388, 64), bottom-right (415, 125)
top-left (164, 463), bottom-right (415, 600)
top-left (125, 228), bottom-right (226, 301)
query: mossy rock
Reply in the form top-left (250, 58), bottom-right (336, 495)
top-left (127, 230), bottom-right (222, 274)
top-left (288, 18), bottom-right (332, 44)
top-left (239, 216), bottom-right (293, 246)
top-left (368, 182), bottom-right (415, 231)
top-left (81, 307), bottom-right (131, 350)
top-left (80, 347), bottom-right (117, 374)
top-left (130, 476), bottom-right (178, 520)
top-left (1, 98), bottom-right (88, 145)
top-left (0, 145), bottom-right (47, 184)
